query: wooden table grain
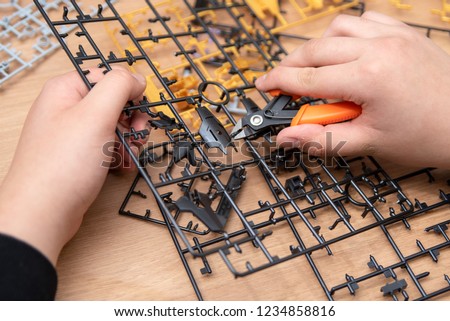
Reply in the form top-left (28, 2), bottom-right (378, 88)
top-left (1, 0), bottom-right (449, 300)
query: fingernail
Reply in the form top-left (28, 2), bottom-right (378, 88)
top-left (132, 73), bottom-right (146, 85)
top-left (255, 74), bottom-right (267, 87)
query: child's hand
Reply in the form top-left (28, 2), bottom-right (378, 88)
top-left (256, 11), bottom-right (450, 169)
top-left (0, 68), bottom-right (147, 264)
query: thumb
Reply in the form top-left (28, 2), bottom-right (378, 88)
top-left (277, 122), bottom-right (377, 158)
top-left (77, 69), bottom-right (147, 130)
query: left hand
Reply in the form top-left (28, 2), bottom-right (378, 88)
top-left (0, 68), bottom-right (147, 265)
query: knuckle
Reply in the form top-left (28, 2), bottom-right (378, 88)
top-left (360, 10), bottom-right (373, 19)
top-left (301, 135), bottom-right (326, 158)
top-left (309, 143), bottom-right (325, 157)
top-left (108, 68), bottom-right (133, 82)
top-left (328, 14), bottom-right (347, 30)
top-left (266, 68), bottom-right (284, 88)
top-left (358, 59), bottom-right (383, 78)
top-left (43, 74), bottom-right (70, 92)
top-left (360, 10), bottom-right (377, 21)
top-left (296, 67), bottom-right (317, 89)
top-left (385, 36), bottom-right (408, 50)
top-left (302, 39), bottom-right (321, 62)
top-left (360, 142), bottom-right (377, 156)
top-left (357, 40), bottom-right (388, 79)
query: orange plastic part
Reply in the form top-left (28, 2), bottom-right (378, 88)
top-left (291, 101), bottom-right (361, 126)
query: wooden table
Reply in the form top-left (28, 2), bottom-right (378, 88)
top-left (1, 0), bottom-right (450, 301)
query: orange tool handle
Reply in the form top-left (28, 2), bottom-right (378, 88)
top-left (291, 101), bottom-right (361, 126)
top-left (267, 89), bottom-right (361, 126)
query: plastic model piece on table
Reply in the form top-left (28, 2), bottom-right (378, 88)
top-left (432, 0), bottom-right (450, 22)
top-left (35, 0), bottom-right (450, 301)
top-left (0, 0), bottom-right (116, 86)
top-left (245, 0), bottom-right (364, 35)
top-left (389, 0), bottom-right (412, 10)
top-left (103, 1), bottom-right (258, 120)
top-left (0, 0), bottom-right (71, 86)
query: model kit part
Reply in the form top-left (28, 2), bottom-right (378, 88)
top-left (431, 0), bottom-right (450, 22)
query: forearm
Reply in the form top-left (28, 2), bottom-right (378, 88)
top-left (0, 175), bottom-right (75, 266)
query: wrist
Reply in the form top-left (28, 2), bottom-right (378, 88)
top-left (0, 174), bottom-right (81, 265)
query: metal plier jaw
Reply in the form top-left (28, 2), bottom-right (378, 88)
top-left (231, 94), bottom-right (318, 140)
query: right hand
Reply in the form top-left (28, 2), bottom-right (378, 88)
top-left (255, 11), bottom-right (450, 169)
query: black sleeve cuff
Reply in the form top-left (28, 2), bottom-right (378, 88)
top-left (0, 233), bottom-right (57, 300)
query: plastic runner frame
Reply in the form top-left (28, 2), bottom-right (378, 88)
top-left (34, 0), bottom-right (450, 301)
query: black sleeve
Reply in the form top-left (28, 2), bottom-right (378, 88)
top-left (0, 233), bottom-right (57, 300)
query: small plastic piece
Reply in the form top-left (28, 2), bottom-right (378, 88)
top-left (175, 191), bottom-right (224, 233)
top-left (148, 112), bottom-right (179, 131)
top-left (0, 0), bottom-right (116, 86)
top-left (381, 279), bottom-right (408, 300)
top-left (431, 1), bottom-right (450, 22)
top-left (173, 141), bottom-right (197, 166)
top-left (196, 106), bottom-right (235, 154)
top-left (214, 166), bottom-right (246, 224)
top-left (389, 0), bottom-right (413, 10)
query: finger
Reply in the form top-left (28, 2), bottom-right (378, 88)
top-left (255, 63), bottom-right (361, 102)
top-left (277, 122), bottom-right (377, 157)
top-left (115, 112), bottom-right (148, 171)
top-left (361, 11), bottom-right (407, 26)
top-left (323, 14), bottom-right (408, 38)
top-left (109, 140), bottom-right (139, 171)
top-left (77, 69), bottom-right (147, 130)
top-left (112, 119), bottom-right (140, 171)
top-left (36, 68), bottom-right (108, 109)
top-left (116, 141), bottom-right (139, 171)
top-left (279, 37), bottom-right (368, 68)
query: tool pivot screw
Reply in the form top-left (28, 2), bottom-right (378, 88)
top-left (250, 115), bottom-right (263, 126)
